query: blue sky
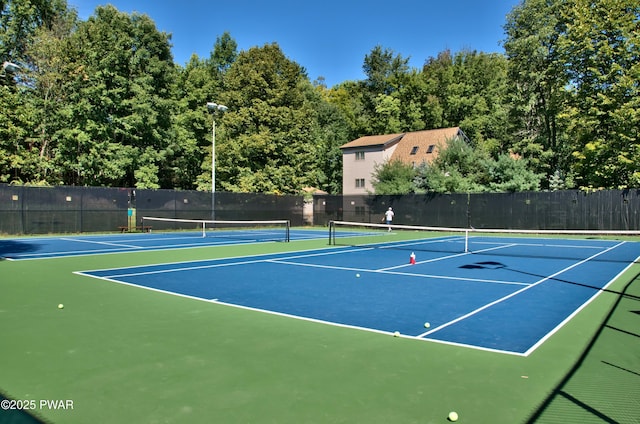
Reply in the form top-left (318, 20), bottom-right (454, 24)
top-left (70, 0), bottom-right (519, 87)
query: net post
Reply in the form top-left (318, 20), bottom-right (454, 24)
top-left (465, 229), bottom-right (469, 253)
top-left (202, 221), bottom-right (206, 238)
top-left (329, 220), bottom-right (334, 245)
top-left (286, 220), bottom-right (290, 242)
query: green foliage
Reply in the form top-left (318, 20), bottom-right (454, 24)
top-left (0, 0), bottom-right (69, 61)
top-left (485, 154), bottom-right (543, 192)
top-left (558, 0), bottom-right (640, 189)
top-left (503, 0), bottom-right (570, 187)
top-left (216, 43), bottom-right (320, 194)
top-left (0, 0), bottom-right (636, 194)
top-left (370, 159), bottom-right (417, 195)
top-left (308, 85), bottom-right (350, 194)
top-left (503, 0), bottom-right (639, 190)
top-left (414, 137), bottom-right (543, 193)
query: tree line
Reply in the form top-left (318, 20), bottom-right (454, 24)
top-left (0, 0), bottom-right (638, 194)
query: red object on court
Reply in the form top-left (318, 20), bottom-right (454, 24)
top-left (410, 252), bottom-right (416, 265)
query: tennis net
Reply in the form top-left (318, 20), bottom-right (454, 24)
top-left (141, 217), bottom-right (290, 242)
top-left (328, 220), bottom-right (640, 262)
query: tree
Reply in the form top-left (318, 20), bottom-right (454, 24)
top-left (370, 159), bottom-right (417, 195)
top-left (0, 0), bottom-right (72, 184)
top-left (503, 0), bottom-right (571, 188)
top-left (485, 154), bottom-right (543, 192)
top-left (177, 33), bottom-right (238, 190)
top-left (24, 8), bottom-right (78, 184)
top-left (360, 46), bottom-right (411, 134)
top-left (209, 31), bottom-right (237, 76)
top-left (217, 43), bottom-right (319, 194)
top-left (503, 0), bottom-right (640, 190)
top-left (0, 0), bottom-right (69, 64)
top-left (307, 84), bottom-right (350, 194)
top-left (173, 55), bottom-right (215, 190)
top-left (415, 137), bottom-right (485, 193)
top-left (420, 50), bottom-right (511, 155)
top-left (558, 0), bottom-right (640, 189)
top-left (51, 5), bottom-right (177, 188)
top-left (325, 80), bottom-right (370, 142)
top-left (414, 137), bottom-right (542, 193)
top-left (363, 45), bottom-right (410, 96)
top-left (0, 83), bottom-right (31, 183)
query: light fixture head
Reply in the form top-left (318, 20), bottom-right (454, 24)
top-left (2, 61), bottom-right (20, 73)
top-left (207, 102), bottom-right (228, 112)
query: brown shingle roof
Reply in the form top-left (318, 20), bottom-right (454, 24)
top-left (340, 127), bottom-right (465, 163)
top-left (339, 133), bottom-right (405, 150)
top-left (391, 127), bottom-right (463, 164)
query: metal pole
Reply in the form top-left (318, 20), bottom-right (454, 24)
top-left (212, 117), bottom-right (216, 221)
top-left (207, 101), bottom-right (227, 222)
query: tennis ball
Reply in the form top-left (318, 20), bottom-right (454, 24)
top-left (393, 331), bottom-right (400, 337)
top-left (448, 411), bottom-right (459, 422)
top-left (58, 304), bottom-right (64, 309)
top-left (356, 273), bottom-right (360, 278)
top-left (424, 322), bottom-right (430, 328)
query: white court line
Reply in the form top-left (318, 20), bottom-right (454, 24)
top-left (522, 251), bottom-right (640, 356)
top-left (10, 237), bottom-right (267, 260)
top-left (97, 246), bottom-right (377, 278)
top-left (266, 259), bottom-right (528, 287)
top-left (75, 240), bottom-right (634, 355)
top-left (76, 270), bottom-right (523, 355)
top-left (15, 246), bottom-right (146, 258)
top-left (89, 241), bottom-right (527, 285)
top-left (378, 235), bottom-right (466, 249)
top-left (60, 237), bottom-right (143, 249)
top-left (417, 241), bottom-right (628, 341)
top-left (102, 257), bottom-right (272, 278)
top-left (471, 239), bottom-right (606, 250)
top-left (379, 243), bottom-right (517, 271)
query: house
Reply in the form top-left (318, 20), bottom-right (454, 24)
top-left (339, 127), bottom-right (468, 195)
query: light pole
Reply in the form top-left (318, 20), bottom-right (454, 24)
top-left (206, 101), bottom-right (228, 221)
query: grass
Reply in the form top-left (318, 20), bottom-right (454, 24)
top-left (1, 236), bottom-right (638, 423)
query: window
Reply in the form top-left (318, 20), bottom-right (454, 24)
top-left (427, 144), bottom-right (435, 153)
top-left (355, 178), bottom-right (365, 188)
top-left (355, 151), bottom-right (365, 160)
top-left (410, 146), bottom-right (419, 155)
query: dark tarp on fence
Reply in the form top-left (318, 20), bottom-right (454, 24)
top-left (134, 190), bottom-right (304, 225)
top-left (0, 185), bottom-right (304, 234)
top-left (313, 190), bottom-right (640, 231)
top-left (1, 185), bottom-right (637, 234)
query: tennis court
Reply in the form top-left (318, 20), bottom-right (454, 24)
top-left (2, 221), bottom-right (639, 423)
top-left (74, 226), bottom-right (639, 356)
top-left (0, 224), bottom-right (324, 260)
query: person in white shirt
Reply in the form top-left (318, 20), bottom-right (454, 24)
top-left (384, 207), bottom-right (394, 231)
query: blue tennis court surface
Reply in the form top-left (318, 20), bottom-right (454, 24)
top-left (0, 229), bottom-right (326, 260)
top-left (76, 235), bottom-right (640, 355)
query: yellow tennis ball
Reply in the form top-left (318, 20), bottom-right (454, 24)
top-left (393, 331), bottom-right (400, 337)
top-left (424, 322), bottom-right (430, 328)
top-left (448, 411), bottom-right (459, 422)
top-left (58, 304), bottom-right (64, 309)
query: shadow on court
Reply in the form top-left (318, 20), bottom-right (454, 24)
top-left (0, 240), bottom-right (41, 260)
top-left (461, 260), bottom-right (640, 301)
top-left (0, 391), bottom-right (50, 423)
top-left (524, 270), bottom-right (640, 423)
